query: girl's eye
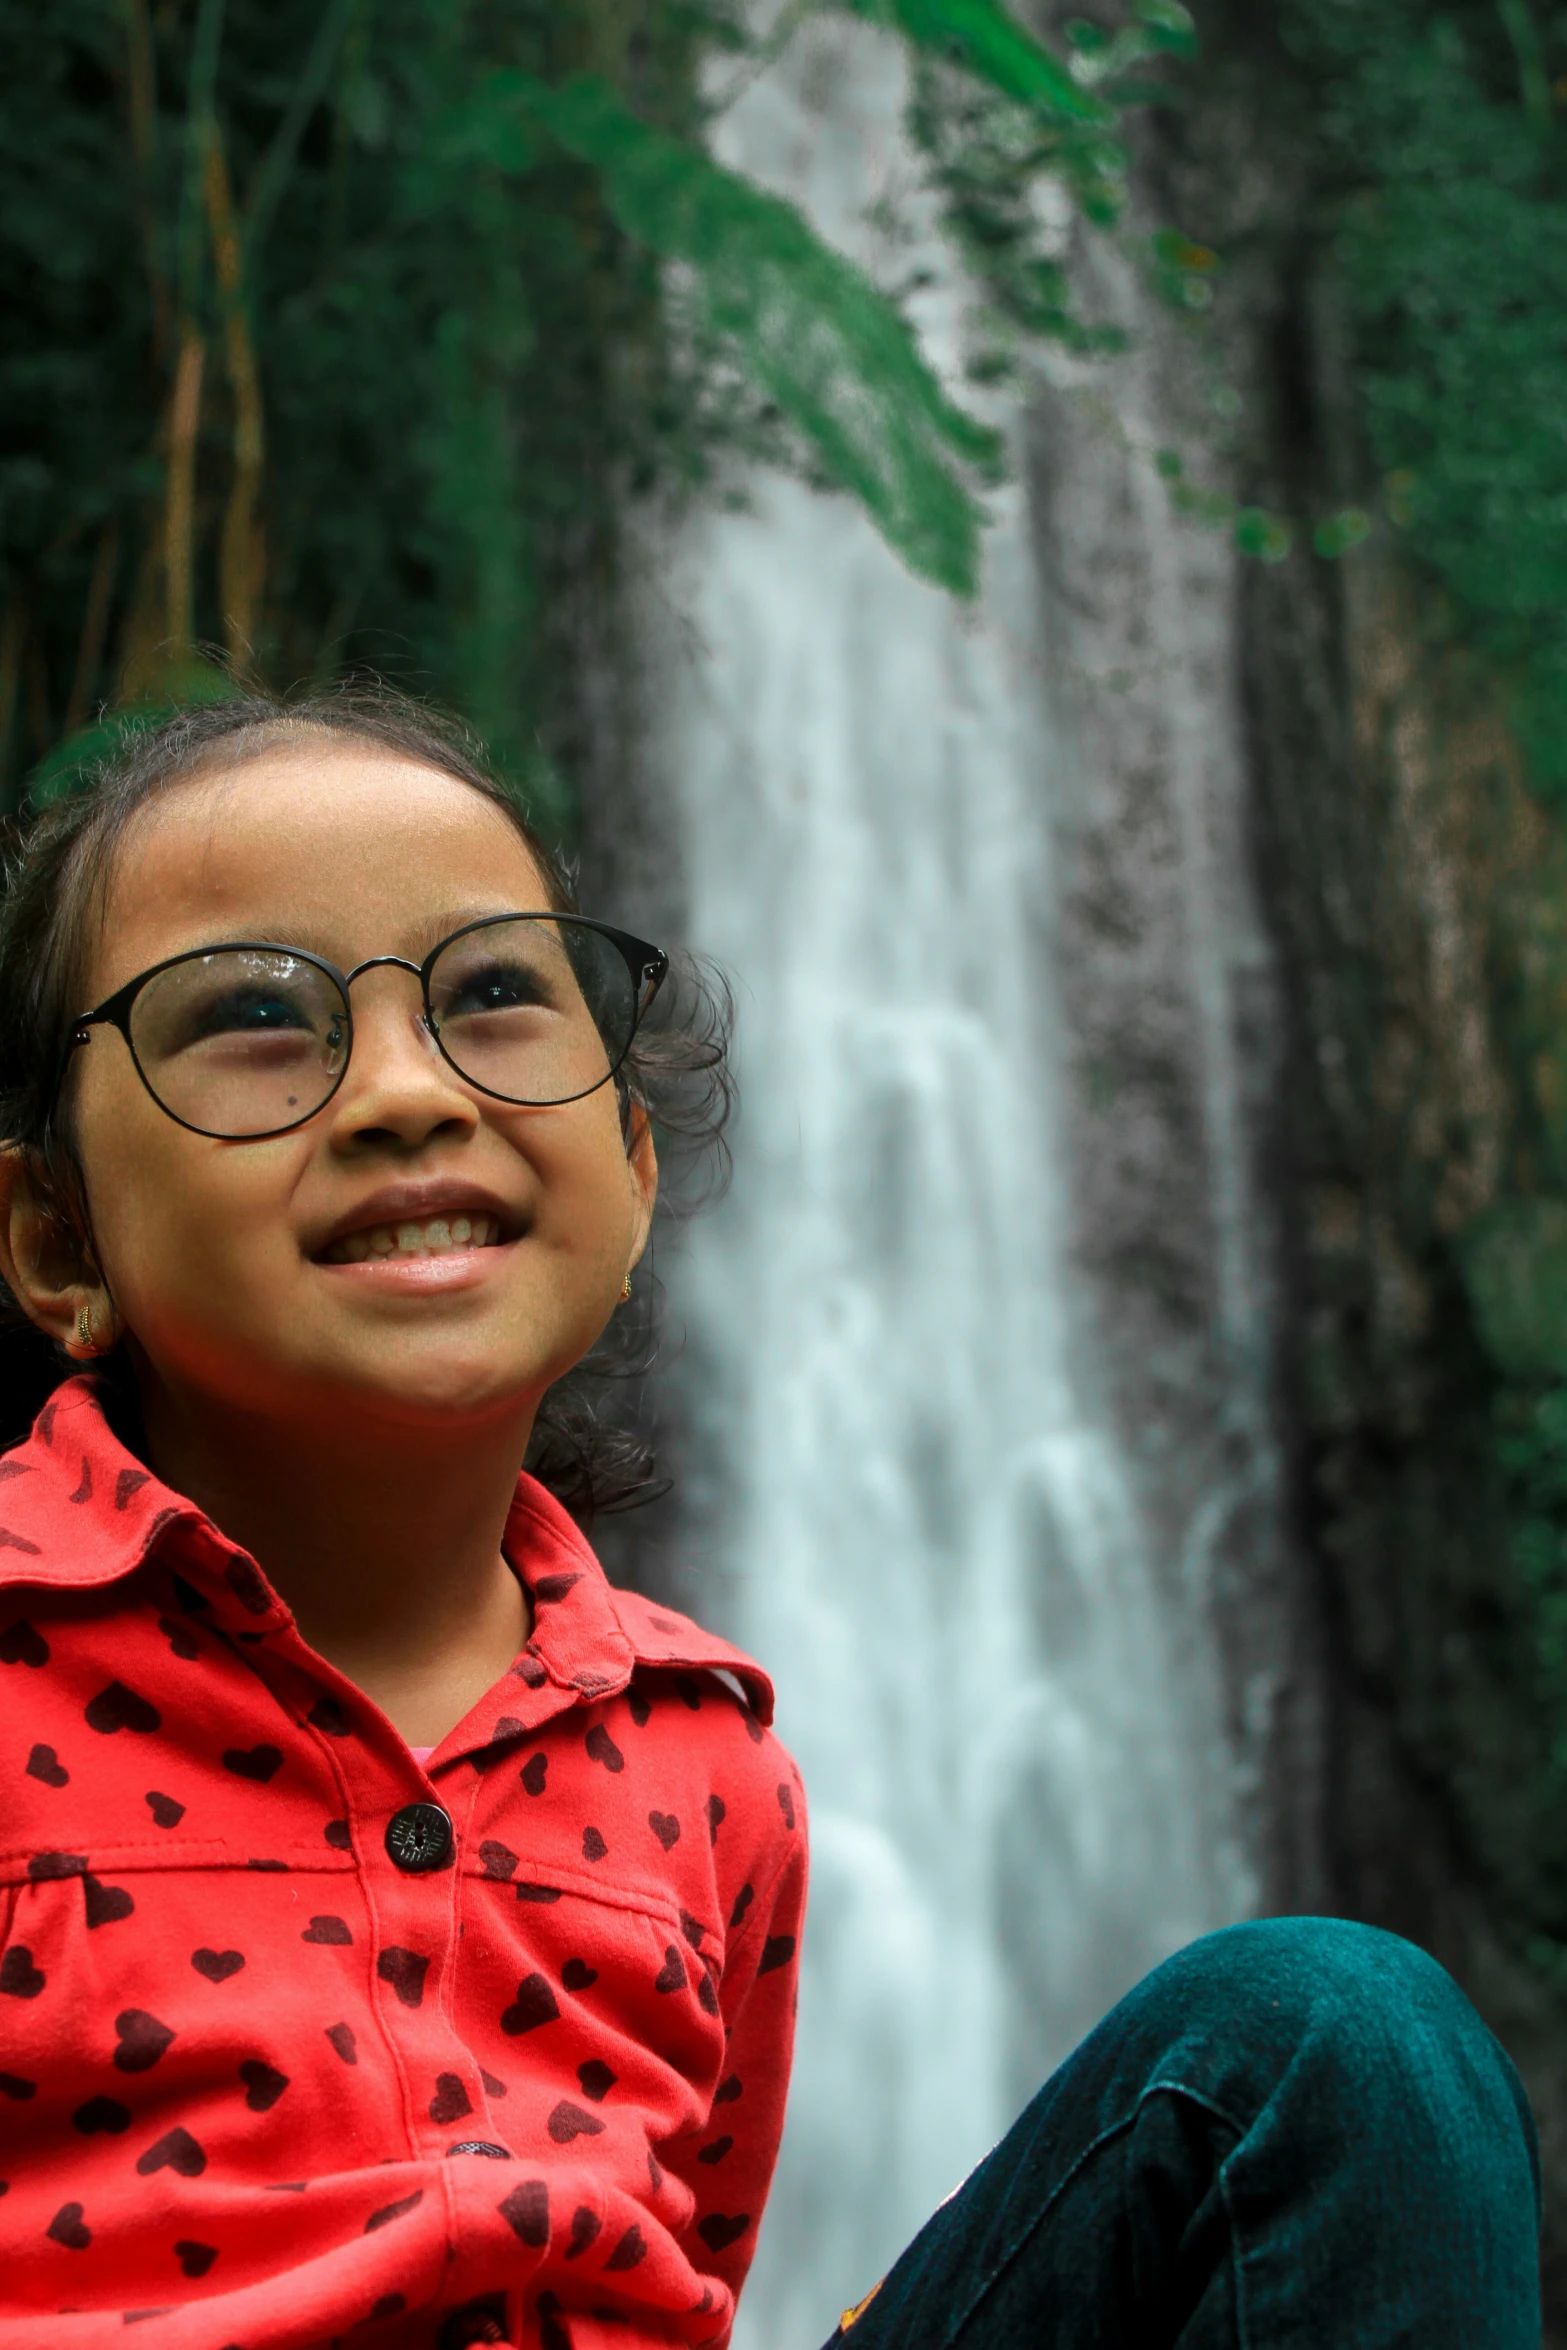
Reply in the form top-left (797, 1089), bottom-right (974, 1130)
top-left (189, 990), bottom-right (313, 1039)
top-left (442, 962), bottom-right (551, 1017)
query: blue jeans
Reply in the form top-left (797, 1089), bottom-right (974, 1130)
top-left (828, 1919), bottom-right (1541, 2349)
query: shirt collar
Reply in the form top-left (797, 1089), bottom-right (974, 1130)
top-left (0, 1378), bottom-right (774, 1734)
top-left (0, 1376), bottom-right (276, 1632)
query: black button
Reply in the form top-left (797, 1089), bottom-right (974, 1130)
top-left (439, 2302), bottom-right (507, 2348)
top-left (385, 1801), bottom-right (453, 1872)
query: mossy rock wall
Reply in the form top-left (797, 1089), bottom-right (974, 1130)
top-left (1248, 497), bottom-right (1567, 2328)
top-left (1170, 6), bottom-right (1567, 2314)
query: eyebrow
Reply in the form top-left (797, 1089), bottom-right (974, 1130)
top-left (160, 906), bottom-right (553, 971)
top-left (405, 906), bottom-right (550, 955)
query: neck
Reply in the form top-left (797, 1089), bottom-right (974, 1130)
top-left (133, 1372), bottom-right (536, 1747)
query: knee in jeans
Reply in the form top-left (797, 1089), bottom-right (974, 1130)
top-left (1151, 1917), bottom-right (1514, 2117)
top-left (1162, 1916), bottom-right (1457, 2034)
top-left (1181, 1915), bottom-right (1452, 2014)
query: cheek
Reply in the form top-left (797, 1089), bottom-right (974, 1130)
top-left (514, 1104), bottom-right (639, 1274)
top-left (72, 1065), bottom-right (297, 1321)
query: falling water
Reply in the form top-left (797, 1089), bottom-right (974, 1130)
top-left (620, 21), bottom-right (1291, 2346)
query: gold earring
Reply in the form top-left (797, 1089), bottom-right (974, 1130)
top-left (620, 1273), bottom-right (633, 1302)
top-left (68, 1298), bottom-right (115, 1360)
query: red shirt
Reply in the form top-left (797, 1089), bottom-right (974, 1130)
top-left (0, 1380), bottom-right (806, 2350)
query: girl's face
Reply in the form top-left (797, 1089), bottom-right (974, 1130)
top-left (46, 743), bottom-right (657, 1438)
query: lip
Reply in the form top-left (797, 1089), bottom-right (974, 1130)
top-left (315, 1248), bottom-right (508, 1295)
top-left (310, 1178), bottom-right (524, 1262)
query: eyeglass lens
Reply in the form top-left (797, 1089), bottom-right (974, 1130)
top-left (129, 949), bottom-right (349, 1137)
top-left (127, 921), bottom-right (638, 1138)
top-left (425, 919), bottom-right (632, 1106)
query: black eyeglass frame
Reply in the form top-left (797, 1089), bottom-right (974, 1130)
top-left (65, 912), bottom-right (671, 1142)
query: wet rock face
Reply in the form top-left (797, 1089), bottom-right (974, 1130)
top-left (1247, 528), bottom-right (1567, 2316)
top-left (1163, 9), bottom-right (1567, 2321)
top-left (1022, 236), bottom-right (1325, 1931)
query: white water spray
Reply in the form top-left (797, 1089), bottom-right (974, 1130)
top-left (630, 24), bottom-right (1269, 2343)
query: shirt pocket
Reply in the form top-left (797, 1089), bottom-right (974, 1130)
top-left (456, 1880), bottom-right (726, 2161)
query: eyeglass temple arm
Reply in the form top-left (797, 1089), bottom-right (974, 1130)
top-left (634, 948), bottom-right (670, 1011)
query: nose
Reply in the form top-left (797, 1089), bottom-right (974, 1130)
top-left (326, 962), bottom-right (478, 1153)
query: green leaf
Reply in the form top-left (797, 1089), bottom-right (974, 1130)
top-left (1312, 506), bottom-right (1372, 559)
top-left (1233, 506), bottom-right (1292, 563)
top-left (476, 71), bottom-right (1001, 594)
top-left (839, 0), bottom-right (1111, 123)
top-left (1511, 653), bottom-right (1567, 807)
top-left (1134, 0), bottom-right (1198, 59)
top-left (26, 662), bottom-right (241, 810)
top-left (1458, 1200), bottom-right (1567, 1380)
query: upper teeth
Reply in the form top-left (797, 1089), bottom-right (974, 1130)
top-left (328, 1213), bottom-right (500, 1263)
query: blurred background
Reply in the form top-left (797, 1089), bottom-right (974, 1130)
top-left (10, 0), bottom-right (1567, 2338)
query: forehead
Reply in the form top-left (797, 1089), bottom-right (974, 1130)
top-left (87, 742), bottom-right (551, 999)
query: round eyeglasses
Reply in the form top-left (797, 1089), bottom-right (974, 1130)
top-left (67, 914), bottom-right (670, 1141)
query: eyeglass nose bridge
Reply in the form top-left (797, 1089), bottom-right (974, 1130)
top-left (339, 954), bottom-right (437, 1034)
top-left (334, 956), bottom-right (444, 1058)
top-left (343, 953), bottom-right (425, 989)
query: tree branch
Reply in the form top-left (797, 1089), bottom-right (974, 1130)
top-left (244, 0), bottom-right (359, 267)
top-left (164, 331), bottom-right (206, 656)
top-left (206, 136), bottom-right (265, 660)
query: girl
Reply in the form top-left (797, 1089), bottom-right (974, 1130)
top-left (0, 691), bottom-right (1541, 2350)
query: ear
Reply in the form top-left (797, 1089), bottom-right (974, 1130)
top-left (623, 1102), bottom-right (659, 1271)
top-left (0, 1149), bottom-right (115, 1357)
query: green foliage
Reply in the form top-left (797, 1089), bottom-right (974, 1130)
top-left (27, 666), bottom-right (239, 811)
top-left (1310, 506), bottom-right (1371, 560)
top-left (906, 65), bottom-right (1121, 357)
top-left (1145, 223), bottom-right (1216, 309)
top-left (841, 0), bottom-right (1112, 123)
top-left (903, 0), bottom-right (1194, 394)
top-left (1283, 0), bottom-right (1567, 802)
top-left (465, 68), bottom-right (1003, 594)
top-left (1496, 1383), bottom-right (1567, 1791)
top-left (2, 0), bottom-right (706, 830)
top-left (1230, 505), bottom-right (1293, 564)
top-left (1458, 1201), bottom-right (1567, 1381)
top-left (1282, 0), bottom-right (1567, 1974)
top-left (1, 0), bottom-right (1147, 827)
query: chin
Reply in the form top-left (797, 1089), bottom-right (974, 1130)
top-left (350, 1368), bottom-right (537, 1431)
top-left (332, 1340), bottom-right (559, 1431)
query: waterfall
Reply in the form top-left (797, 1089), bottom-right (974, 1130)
top-left (617, 20), bottom-right (1305, 2344)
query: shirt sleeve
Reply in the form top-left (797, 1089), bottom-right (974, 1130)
top-left (664, 1788), bottom-right (809, 2341)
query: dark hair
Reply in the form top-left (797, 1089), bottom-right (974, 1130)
top-left (0, 684), bottom-right (733, 1523)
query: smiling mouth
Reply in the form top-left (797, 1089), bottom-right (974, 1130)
top-left (322, 1213), bottom-right (507, 1265)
